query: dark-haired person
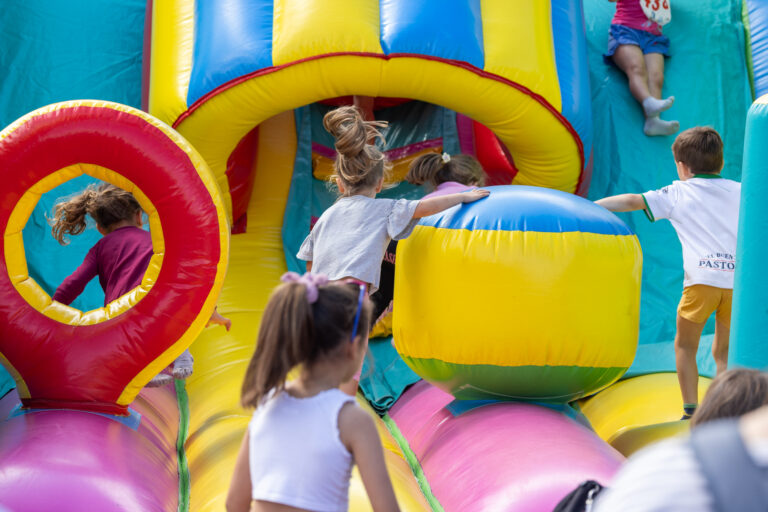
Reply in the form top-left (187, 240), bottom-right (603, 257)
top-left (691, 369), bottom-right (768, 428)
top-left (596, 127), bottom-right (740, 420)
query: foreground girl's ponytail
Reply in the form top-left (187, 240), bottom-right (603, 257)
top-left (241, 282), bottom-right (314, 408)
top-left (241, 274), bottom-right (373, 408)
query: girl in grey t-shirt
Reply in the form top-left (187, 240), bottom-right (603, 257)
top-left (297, 105), bottom-right (488, 293)
top-left (297, 105), bottom-right (488, 395)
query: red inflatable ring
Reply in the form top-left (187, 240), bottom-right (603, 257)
top-left (0, 101), bottom-right (229, 415)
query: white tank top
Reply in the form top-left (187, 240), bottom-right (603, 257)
top-left (248, 388), bottom-right (356, 512)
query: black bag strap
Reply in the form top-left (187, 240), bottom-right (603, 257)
top-left (690, 419), bottom-right (768, 512)
top-left (552, 480), bottom-right (603, 512)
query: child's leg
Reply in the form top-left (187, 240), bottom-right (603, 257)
top-left (644, 53), bottom-right (665, 99)
top-left (172, 349), bottom-right (194, 380)
top-left (712, 289), bottom-right (733, 376)
top-left (642, 53), bottom-right (679, 136)
top-left (613, 46), bottom-right (673, 116)
top-left (675, 314), bottom-right (707, 408)
top-left (712, 320), bottom-right (730, 376)
top-left (612, 45), bottom-right (651, 104)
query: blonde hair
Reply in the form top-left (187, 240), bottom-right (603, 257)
top-left (50, 183), bottom-right (142, 245)
top-left (323, 106), bottom-right (391, 194)
top-left (406, 153), bottom-right (485, 188)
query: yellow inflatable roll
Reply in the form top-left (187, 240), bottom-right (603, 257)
top-left (580, 372), bottom-right (712, 456)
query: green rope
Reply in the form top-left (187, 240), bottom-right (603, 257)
top-left (175, 379), bottom-right (191, 512)
top-left (381, 414), bottom-right (444, 512)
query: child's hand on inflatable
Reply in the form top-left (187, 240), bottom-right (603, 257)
top-left (462, 189), bottom-right (490, 203)
top-left (207, 308), bottom-right (232, 331)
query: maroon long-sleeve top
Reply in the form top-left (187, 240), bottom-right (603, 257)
top-left (53, 226), bottom-right (153, 306)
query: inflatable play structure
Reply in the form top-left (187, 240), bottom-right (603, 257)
top-left (0, 1), bottom-right (766, 511)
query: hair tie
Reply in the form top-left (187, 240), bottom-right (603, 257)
top-left (441, 152), bottom-right (451, 164)
top-left (280, 272), bottom-right (329, 304)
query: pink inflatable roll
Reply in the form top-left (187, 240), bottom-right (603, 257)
top-left (0, 387), bottom-right (180, 511)
top-left (390, 381), bottom-right (624, 511)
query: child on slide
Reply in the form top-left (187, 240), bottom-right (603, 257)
top-left (369, 151), bottom-right (487, 328)
top-left (595, 127), bottom-right (739, 420)
top-left (51, 183), bottom-right (231, 387)
top-left (606, 0), bottom-right (679, 136)
top-left (226, 274), bottom-right (400, 512)
top-left (297, 106), bottom-right (489, 394)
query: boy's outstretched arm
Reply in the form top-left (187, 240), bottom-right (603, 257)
top-left (595, 194), bottom-right (646, 213)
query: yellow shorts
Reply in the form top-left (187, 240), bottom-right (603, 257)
top-left (678, 284), bottom-right (733, 326)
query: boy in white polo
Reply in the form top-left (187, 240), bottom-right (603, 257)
top-left (595, 127), bottom-right (740, 420)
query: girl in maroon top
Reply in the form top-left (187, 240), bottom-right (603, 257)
top-left (51, 183), bottom-right (230, 387)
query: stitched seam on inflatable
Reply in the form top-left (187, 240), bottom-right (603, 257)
top-left (175, 378), bottom-right (191, 512)
top-left (381, 413), bottom-right (444, 512)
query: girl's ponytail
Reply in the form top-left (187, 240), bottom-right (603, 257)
top-left (241, 282), bottom-right (315, 408)
top-left (323, 106), bottom-right (390, 193)
top-left (241, 275), bottom-right (372, 408)
top-left (407, 152), bottom-right (486, 188)
top-left (50, 187), bottom-right (99, 245)
top-left (50, 183), bottom-right (142, 244)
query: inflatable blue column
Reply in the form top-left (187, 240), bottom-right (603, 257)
top-left (732, 97), bottom-right (768, 369)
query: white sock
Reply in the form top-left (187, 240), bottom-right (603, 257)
top-left (644, 116), bottom-right (680, 137)
top-left (147, 373), bottom-right (173, 388)
top-left (642, 96), bottom-right (675, 117)
top-left (172, 349), bottom-right (194, 379)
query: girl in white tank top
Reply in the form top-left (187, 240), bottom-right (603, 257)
top-left (226, 272), bottom-right (400, 512)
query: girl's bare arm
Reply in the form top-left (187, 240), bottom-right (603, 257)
top-left (340, 404), bottom-right (400, 512)
top-left (413, 189), bottom-right (489, 218)
top-left (226, 434), bottom-right (253, 512)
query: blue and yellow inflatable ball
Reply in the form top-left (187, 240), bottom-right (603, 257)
top-left (393, 186), bottom-right (642, 403)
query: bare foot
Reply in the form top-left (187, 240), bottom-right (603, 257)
top-left (207, 308), bottom-right (232, 331)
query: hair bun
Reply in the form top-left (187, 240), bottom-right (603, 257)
top-left (322, 106), bottom-right (388, 159)
top-left (322, 106), bottom-right (390, 189)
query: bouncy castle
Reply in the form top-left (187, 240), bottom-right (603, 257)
top-left (0, 0), bottom-right (767, 510)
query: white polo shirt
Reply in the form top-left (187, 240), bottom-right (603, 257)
top-left (642, 176), bottom-right (741, 289)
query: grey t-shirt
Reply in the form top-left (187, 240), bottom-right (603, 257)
top-left (297, 195), bottom-right (420, 292)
